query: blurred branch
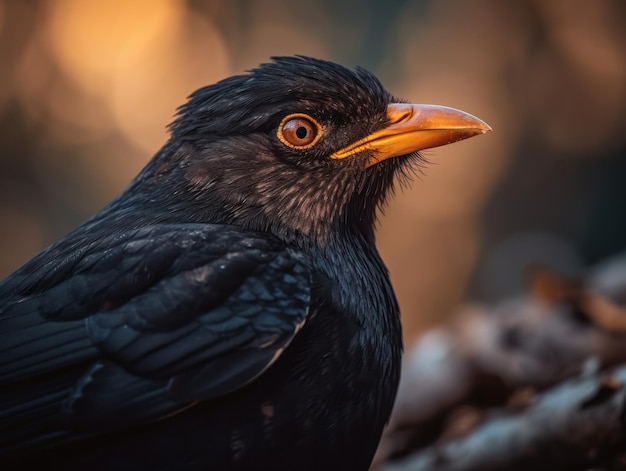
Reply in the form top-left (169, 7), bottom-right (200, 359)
top-left (375, 252), bottom-right (626, 469)
top-left (381, 366), bottom-right (626, 471)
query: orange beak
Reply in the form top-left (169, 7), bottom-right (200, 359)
top-left (331, 103), bottom-right (491, 167)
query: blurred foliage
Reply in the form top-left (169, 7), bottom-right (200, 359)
top-left (0, 0), bottom-right (625, 341)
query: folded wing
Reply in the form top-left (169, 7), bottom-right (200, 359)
top-left (0, 224), bottom-right (310, 450)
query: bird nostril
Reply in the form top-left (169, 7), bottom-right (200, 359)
top-left (387, 104), bottom-right (414, 124)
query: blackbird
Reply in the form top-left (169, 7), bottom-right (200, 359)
top-left (0, 56), bottom-right (489, 470)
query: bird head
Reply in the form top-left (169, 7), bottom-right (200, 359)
top-left (132, 56), bottom-right (490, 247)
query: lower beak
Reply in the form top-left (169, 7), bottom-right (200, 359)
top-left (331, 103), bottom-right (491, 167)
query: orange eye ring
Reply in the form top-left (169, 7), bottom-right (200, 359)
top-left (277, 114), bottom-right (323, 149)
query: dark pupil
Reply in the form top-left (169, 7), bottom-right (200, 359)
top-left (295, 126), bottom-right (308, 139)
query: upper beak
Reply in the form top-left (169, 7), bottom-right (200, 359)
top-left (331, 103), bottom-right (491, 167)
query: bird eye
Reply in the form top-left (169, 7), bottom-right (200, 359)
top-left (277, 114), bottom-right (323, 149)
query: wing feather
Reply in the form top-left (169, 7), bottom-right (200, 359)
top-left (0, 223), bottom-right (311, 449)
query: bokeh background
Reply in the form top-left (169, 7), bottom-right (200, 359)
top-left (1, 0), bottom-right (625, 342)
